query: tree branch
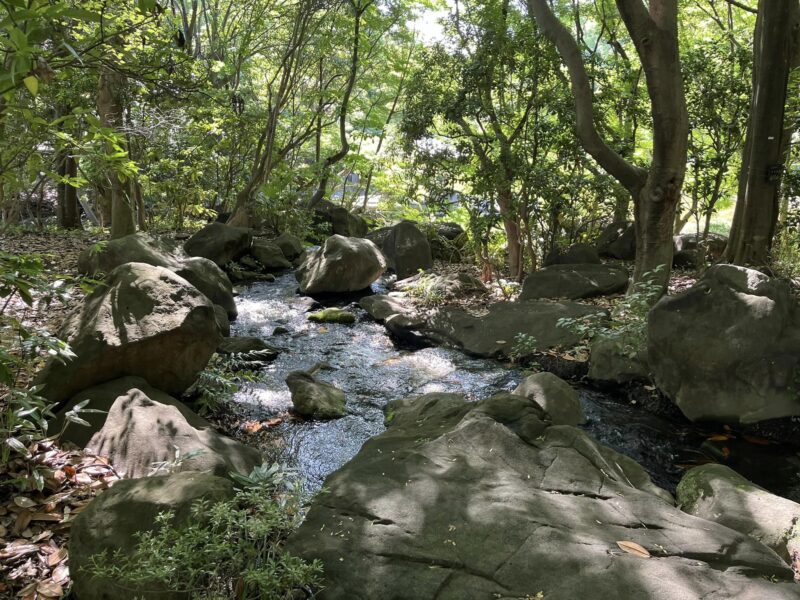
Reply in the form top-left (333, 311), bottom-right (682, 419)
top-left (526, 0), bottom-right (646, 195)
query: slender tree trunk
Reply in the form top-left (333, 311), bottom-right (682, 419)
top-left (60, 154), bottom-right (80, 229)
top-left (497, 185), bottom-right (523, 280)
top-left (97, 65), bottom-right (135, 239)
top-left (306, 1), bottom-right (372, 210)
top-left (726, 0), bottom-right (800, 265)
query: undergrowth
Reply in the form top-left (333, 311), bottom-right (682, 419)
top-left (85, 464), bottom-right (323, 599)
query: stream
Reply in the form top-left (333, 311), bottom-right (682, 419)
top-left (231, 272), bottom-right (800, 501)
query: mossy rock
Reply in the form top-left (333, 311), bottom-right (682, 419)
top-left (308, 308), bottom-right (356, 324)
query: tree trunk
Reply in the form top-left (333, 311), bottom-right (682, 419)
top-left (527, 0), bottom-right (688, 290)
top-left (306, 1), bottom-right (371, 210)
top-left (497, 186), bottom-right (523, 280)
top-left (97, 65), bottom-right (135, 239)
top-left (726, 0), bottom-right (800, 265)
top-left (59, 153), bottom-right (80, 229)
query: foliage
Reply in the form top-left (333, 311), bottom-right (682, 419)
top-left (186, 354), bottom-right (261, 417)
top-left (0, 251), bottom-right (99, 490)
top-left (84, 466), bottom-right (323, 599)
top-left (558, 266), bottom-right (665, 360)
top-left (770, 228), bottom-right (800, 281)
top-left (403, 273), bottom-right (445, 307)
top-left (509, 333), bottom-right (539, 364)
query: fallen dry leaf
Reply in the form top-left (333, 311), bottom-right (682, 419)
top-left (616, 540), bottom-right (651, 559)
top-left (242, 421), bottom-right (264, 434)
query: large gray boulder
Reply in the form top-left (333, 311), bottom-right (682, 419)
top-left (35, 263), bottom-right (220, 404)
top-left (286, 371), bottom-right (346, 419)
top-left (174, 257), bottom-right (237, 319)
top-left (677, 464), bottom-right (800, 563)
top-left (76, 232), bottom-right (237, 319)
top-left (588, 337), bottom-right (650, 384)
top-left (543, 243), bottom-right (602, 266)
top-left (379, 221), bottom-right (433, 280)
top-left (296, 235), bottom-right (386, 294)
top-left (70, 471), bottom-right (234, 600)
top-left (314, 200), bottom-right (368, 238)
top-left (520, 264), bottom-right (629, 300)
top-left (250, 239), bottom-right (292, 270)
top-left (184, 222), bottom-right (252, 267)
top-left (426, 301), bottom-right (606, 359)
top-left (674, 232), bottom-right (727, 255)
top-left (648, 264), bottom-right (800, 423)
top-left (77, 232), bottom-right (181, 275)
top-left (54, 377), bottom-right (261, 478)
top-left (596, 220), bottom-right (636, 260)
top-left (286, 392), bottom-right (796, 599)
top-left (274, 232), bottom-right (305, 260)
top-left (513, 371), bottom-right (585, 426)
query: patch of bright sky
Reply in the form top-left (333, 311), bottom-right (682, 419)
top-left (411, 0), bottom-right (452, 46)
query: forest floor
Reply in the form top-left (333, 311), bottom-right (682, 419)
top-left (0, 228), bottom-right (705, 599)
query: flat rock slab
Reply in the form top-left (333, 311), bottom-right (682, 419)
top-left (359, 294), bottom-right (413, 322)
top-left (286, 393), bottom-right (798, 600)
top-left (426, 300), bottom-right (607, 359)
top-left (520, 264), bottom-right (629, 300)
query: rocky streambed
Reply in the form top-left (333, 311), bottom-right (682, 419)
top-left (230, 272), bottom-right (800, 501)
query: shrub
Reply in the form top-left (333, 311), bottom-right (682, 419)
top-left (0, 251), bottom-right (97, 490)
top-left (558, 265), bottom-right (665, 359)
top-left (85, 465), bottom-right (323, 599)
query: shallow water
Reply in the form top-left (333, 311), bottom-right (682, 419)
top-left (231, 273), bottom-right (800, 500)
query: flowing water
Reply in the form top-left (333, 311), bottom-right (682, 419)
top-left (231, 273), bottom-right (800, 501)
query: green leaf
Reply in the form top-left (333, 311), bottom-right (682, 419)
top-left (6, 437), bottom-right (31, 457)
top-left (23, 75), bottom-right (38, 96)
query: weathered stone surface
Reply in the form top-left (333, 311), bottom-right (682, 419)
top-left (77, 232), bottom-right (181, 275)
top-left (359, 294), bottom-right (413, 322)
top-left (380, 221), bottom-right (433, 280)
top-left (286, 371), bottom-right (346, 419)
top-left (314, 200), bottom-right (368, 238)
top-left (674, 232), bottom-right (727, 260)
top-left (426, 301), bottom-right (607, 359)
top-left (394, 271), bottom-right (487, 300)
top-left (54, 377), bottom-right (261, 479)
top-left (431, 222), bottom-right (465, 241)
top-left (76, 233), bottom-right (237, 319)
top-left (520, 264), bottom-right (629, 300)
top-left (214, 304), bottom-right (230, 336)
top-left (308, 307), bottom-right (356, 324)
top-left (385, 313), bottom-right (431, 349)
top-left (513, 372), bottom-right (584, 426)
top-left (543, 243), bottom-right (602, 266)
top-left (296, 235), bottom-right (386, 294)
top-left (174, 257), bottom-right (237, 319)
top-left (588, 337), bottom-right (650, 384)
top-left (287, 393), bottom-right (796, 600)
top-left (671, 232), bottom-right (729, 269)
top-left (250, 239), bottom-right (292, 270)
top-left (36, 263), bottom-right (220, 404)
top-left (596, 220), bottom-right (636, 260)
top-left (70, 471), bottom-right (234, 600)
top-left (648, 264), bottom-right (800, 423)
top-left (184, 222), bottom-right (252, 267)
top-left (274, 232), bottom-right (305, 260)
top-left (677, 464), bottom-right (800, 563)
